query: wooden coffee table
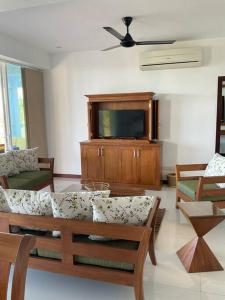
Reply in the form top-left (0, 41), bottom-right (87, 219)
top-left (177, 202), bottom-right (225, 273)
top-left (63, 183), bottom-right (146, 196)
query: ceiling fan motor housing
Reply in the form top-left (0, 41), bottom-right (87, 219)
top-left (121, 33), bottom-right (135, 47)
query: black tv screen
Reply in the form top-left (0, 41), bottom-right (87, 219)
top-left (98, 109), bottom-right (145, 138)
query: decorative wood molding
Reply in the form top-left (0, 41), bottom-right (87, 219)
top-left (85, 92), bottom-right (155, 102)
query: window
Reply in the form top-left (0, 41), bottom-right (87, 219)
top-left (0, 62), bottom-right (27, 151)
top-left (6, 64), bottom-right (27, 150)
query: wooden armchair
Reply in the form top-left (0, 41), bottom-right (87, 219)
top-left (176, 164), bottom-right (225, 209)
top-left (0, 233), bottom-right (35, 300)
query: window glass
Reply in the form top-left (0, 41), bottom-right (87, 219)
top-left (0, 68), bottom-right (6, 153)
top-left (6, 64), bottom-right (27, 150)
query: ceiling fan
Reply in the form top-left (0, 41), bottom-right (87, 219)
top-left (102, 16), bottom-right (176, 51)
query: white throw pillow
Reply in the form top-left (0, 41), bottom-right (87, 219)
top-left (0, 186), bottom-right (10, 212)
top-left (51, 190), bottom-right (111, 220)
top-left (204, 153), bottom-right (225, 188)
top-left (5, 189), bottom-right (52, 215)
top-left (51, 190), bottom-right (110, 237)
top-left (11, 148), bottom-right (39, 172)
top-left (0, 152), bottom-right (19, 176)
top-left (89, 195), bottom-right (155, 241)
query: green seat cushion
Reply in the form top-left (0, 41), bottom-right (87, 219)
top-left (8, 171), bottom-right (51, 190)
top-left (178, 180), bottom-right (225, 202)
top-left (7, 177), bottom-right (33, 189)
top-left (37, 235), bottom-right (139, 271)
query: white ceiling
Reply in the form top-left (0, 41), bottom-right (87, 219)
top-left (0, 0), bottom-right (69, 12)
top-left (0, 0), bottom-right (225, 53)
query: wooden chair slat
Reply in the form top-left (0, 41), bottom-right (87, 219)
top-left (35, 237), bottom-right (62, 252)
top-left (69, 242), bottom-right (138, 264)
top-left (29, 257), bottom-right (134, 286)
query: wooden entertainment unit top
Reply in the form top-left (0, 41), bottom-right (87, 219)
top-left (80, 92), bottom-right (161, 192)
top-left (85, 92), bottom-right (159, 141)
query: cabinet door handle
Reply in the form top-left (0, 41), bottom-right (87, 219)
top-left (133, 149), bottom-right (136, 158)
top-left (137, 149), bottom-right (140, 158)
top-left (101, 147), bottom-right (104, 157)
top-left (97, 148), bottom-right (100, 157)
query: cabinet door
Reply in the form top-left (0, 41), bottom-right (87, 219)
top-left (120, 147), bottom-right (137, 184)
top-left (137, 147), bottom-right (160, 186)
top-left (81, 145), bottom-right (103, 181)
top-left (102, 147), bottom-right (121, 183)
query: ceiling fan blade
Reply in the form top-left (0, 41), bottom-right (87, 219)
top-left (103, 27), bottom-right (124, 41)
top-left (136, 40), bottom-right (176, 45)
top-left (102, 45), bottom-right (121, 51)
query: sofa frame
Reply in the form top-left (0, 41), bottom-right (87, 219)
top-left (0, 158), bottom-right (55, 192)
top-left (0, 197), bottom-right (161, 300)
top-left (176, 164), bottom-right (225, 208)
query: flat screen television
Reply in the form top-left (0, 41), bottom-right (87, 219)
top-left (98, 109), bottom-right (145, 138)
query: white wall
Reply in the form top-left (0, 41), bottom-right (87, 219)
top-left (0, 32), bottom-right (50, 69)
top-left (44, 37), bottom-right (225, 175)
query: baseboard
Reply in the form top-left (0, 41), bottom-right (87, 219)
top-left (54, 174), bottom-right (81, 179)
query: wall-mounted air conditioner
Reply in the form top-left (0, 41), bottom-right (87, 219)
top-left (139, 47), bottom-right (203, 70)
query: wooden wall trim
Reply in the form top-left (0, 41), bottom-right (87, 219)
top-left (54, 174), bottom-right (81, 179)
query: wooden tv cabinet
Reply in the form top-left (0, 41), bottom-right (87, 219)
top-left (80, 92), bottom-right (161, 191)
top-left (81, 140), bottom-right (161, 190)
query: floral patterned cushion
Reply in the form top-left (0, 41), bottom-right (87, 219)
top-left (51, 190), bottom-right (111, 220)
top-left (0, 186), bottom-right (10, 212)
top-left (204, 153), bottom-right (225, 188)
top-left (0, 152), bottom-right (19, 176)
top-left (11, 148), bottom-right (39, 172)
top-left (90, 196), bottom-right (155, 241)
top-left (5, 189), bottom-right (52, 215)
top-left (51, 190), bottom-right (110, 237)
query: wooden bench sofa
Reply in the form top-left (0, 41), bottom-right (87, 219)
top-left (0, 197), bottom-right (161, 300)
top-left (0, 158), bottom-right (55, 192)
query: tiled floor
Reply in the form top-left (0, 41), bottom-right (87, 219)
top-left (21, 179), bottom-right (225, 299)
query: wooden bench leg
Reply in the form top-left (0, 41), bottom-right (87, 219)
top-left (134, 278), bottom-right (144, 300)
top-left (50, 180), bottom-right (55, 192)
top-left (149, 231), bottom-right (157, 265)
top-left (176, 193), bottom-right (181, 209)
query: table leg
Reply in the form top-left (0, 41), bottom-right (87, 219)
top-left (177, 236), bottom-right (223, 273)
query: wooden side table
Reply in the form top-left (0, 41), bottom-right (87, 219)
top-left (177, 202), bottom-right (225, 273)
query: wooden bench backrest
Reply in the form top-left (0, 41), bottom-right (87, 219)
top-left (0, 197), bottom-right (161, 288)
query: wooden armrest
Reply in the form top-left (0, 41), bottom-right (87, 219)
top-left (176, 164), bottom-right (207, 181)
top-left (146, 197), bottom-right (161, 229)
top-left (38, 158), bottom-right (54, 174)
top-left (196, 176), bottom-right (225, 200)
top-left (38, 157), bottom-right (54, 164)
top-left (199, 175), bottom-right (225, 184)
top-left (0, 176), bottom-right (9, 189)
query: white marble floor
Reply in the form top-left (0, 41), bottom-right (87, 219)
top-left (20, 179), bottom-right (225, 300)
